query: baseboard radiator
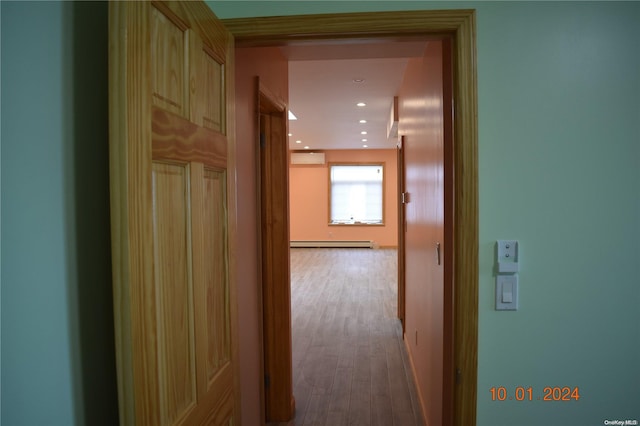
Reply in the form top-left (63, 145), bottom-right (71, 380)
top-left (290, 240), bottom-right (374, 248)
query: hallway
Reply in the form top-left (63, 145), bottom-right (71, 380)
top-left (270, 248), bottom-right (424, 426)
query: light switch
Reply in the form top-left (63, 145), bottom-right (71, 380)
top-left (502, 281), bottom-right (513, 303)
top-left (496, 275), bottom-right (518, 310)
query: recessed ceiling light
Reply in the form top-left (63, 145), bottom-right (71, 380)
top-left (357, 102), bottom-right (366, 107)
top-left (362, 139), bottom-right (368, 142)
top-left (363, 144), bottom-right (368, 148)
top-left (304, 146), bottom-right (310, 149)
top-left (296, 140), bottom-right (302, 144)
top-left (288, 133), bottom-right (292, 137)
top-left (353, 78), bottom-right (365, 83)
top-left (361, 131), bottom-right (367, 135)
top-left (359, 120), bottom-right (367, 124)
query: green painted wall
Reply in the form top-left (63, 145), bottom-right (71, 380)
top-left (1, 2), bottom-right (118, 425)
top-left (210, 1), bottom-right (640, 425)
top-left (2, 2), bottom-right (637, 425)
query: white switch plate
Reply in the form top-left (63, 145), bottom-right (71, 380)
top-left (496, 275), bottom-right (518, 310)
top-left (497, 240), bottom-right (519, 273)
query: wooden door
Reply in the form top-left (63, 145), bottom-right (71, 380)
top-left (400, 40), bottom-right (446, 425)
top-left (109, 2), bottom-right (239, 425)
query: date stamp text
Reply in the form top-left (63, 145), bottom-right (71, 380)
top-left (489, 386), bottom-right (580, 401)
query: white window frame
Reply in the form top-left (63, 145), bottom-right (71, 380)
top-left (328, 163), bottom-right (385, 226)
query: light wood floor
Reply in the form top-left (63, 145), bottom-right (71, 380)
top-left (269, 248), bottom-right (425, 426)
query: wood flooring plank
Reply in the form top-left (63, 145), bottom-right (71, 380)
top-left (272, 248), bottom-right (424, 426)
top-left (348, 379), bottom-right (371, 426)
top-left (386, 335), bottom-right (421, 425)
top-left (325, 366), bottom-right (352, 425)
top-left (337, 337), bottom-right (356, 369)
top-left (303, 392), bottom-right (331, 426)
top-left (313, 352), bottom-right (339, 395)
top-left (324, 410), bottom-right (347, 426)
top-left (372, 393), bottom-right (394, 426)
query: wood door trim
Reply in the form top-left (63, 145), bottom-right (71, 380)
top-left (223, 10), bottom-right (475, 43)
top-left (397, 138), bottom-right (406, 333)
top-left (442, 36), bottom-right (456, 425)
top-left (224, 9), bottom-right (478, 426)
top-left (258, 80), bottom-right (294, 422)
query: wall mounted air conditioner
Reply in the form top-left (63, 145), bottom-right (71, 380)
top-left (291, 152), bottom-right (326, 165)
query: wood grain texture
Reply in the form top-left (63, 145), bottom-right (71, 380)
top-left (224, 10), bottom-right (478, 426)
top-left (150, 5), bottom-right (187, 116)
top-left (451, 10), bottom-right (479, 425)
top-left (202, 168), bottom-right (231, 385)
top-left (109, 3), bottom-right (157, 424)
top-left (221, 29), bottom-right (241, 426)
top-left (110, 1), bottom-right (240, 424)
top-left (152, 162), bottom-right (197, 425)
top-left (202, 52), bottom-right (225, 132)
top-left (152, 0), bottom-right (230, 65)
top-left (268, 248), bottom-right (424, 426)
top-left (152, 107), bottom-right (227, 169)
top-left (259, 86), bottom-right (294, 422)
top-left (224, 10), bottom-right (476, 44)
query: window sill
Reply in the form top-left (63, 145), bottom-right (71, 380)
top-left (329, 222), bottom-right (385, 227)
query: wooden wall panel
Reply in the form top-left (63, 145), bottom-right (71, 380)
top-left (151, 162), bottom-right (196, 425)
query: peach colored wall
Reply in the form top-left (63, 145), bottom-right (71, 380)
top-left (234, 46), bottom-right (288, 426)
top-left (399, 41), bottom-right (445, 426)
top-left (290, 149), bottom-right (398, 247)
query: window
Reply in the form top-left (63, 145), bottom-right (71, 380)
top-left (329, 164), bottom-right (384, 225)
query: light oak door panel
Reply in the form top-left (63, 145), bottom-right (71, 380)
top-left (109, 2), bottom-right (239, 425)
top-left (152, 162), bottom-right (197, 424)
top-left (202, 168), bottom-right (231, 386)
top-left (201, 54), bottom-right (225, 132)
top-left (150, 5), bottom-right (187, 116)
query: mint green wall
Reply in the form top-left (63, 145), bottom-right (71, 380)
top-left (210, 2), bottom-right (640, 425)
top-left (2, 2), bottom-right (637, 425)
top-left (1, 2), bottom-right (118, 425)
top-left (476, 3), bottom-right (639, 425)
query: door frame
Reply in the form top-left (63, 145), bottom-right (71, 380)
top-left (256, 79), bottom-right (295, 422)
top-left (223, 9), bottom-right (478, 426)
top-left (397, 136), bottom-right (406, 332)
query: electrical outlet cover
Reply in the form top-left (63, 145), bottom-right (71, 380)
top-left (496, 240), bottom-right (519, 273)
top-left (497, 240), bottom-right (518, 262)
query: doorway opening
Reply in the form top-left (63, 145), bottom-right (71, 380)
top-left (226, 9), bottom-right (478, 426)
top-left (285, 40), bottom-right (432, 423)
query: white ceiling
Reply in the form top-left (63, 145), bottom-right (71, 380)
top-left (283, 40), bottom-right (428, 151)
